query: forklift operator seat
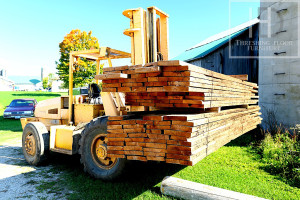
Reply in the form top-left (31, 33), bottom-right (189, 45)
top-left (88, 83), bottom-right (101, 99)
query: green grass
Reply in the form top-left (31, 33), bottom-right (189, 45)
top-left (0, 91), bottom-right (66, 134)
top-left (174, 144), bottom-right (300, 200)
top-left (0, 91), bottom-right (300, 199)
top-left (40, 134), bottom-right (299, 200)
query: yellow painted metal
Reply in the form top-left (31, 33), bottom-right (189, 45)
top-left (107, 58), bottom-right (113, 67)
top-left (123, 7), bottom-right (169, 65)
top-left (70, 47), bottom-right (130, 60)
top-left (54, 126), bottom-right (74, 150)
top-left (68, 55), bottom-right (74, 124)
top-left (74, 104), bottom-right (104, 125)
top-left (95, 139), bottom-right (107, 159)
top-left (123, 8), bottom-right (146, 65)
top-left (67, 47), bottom-right (131, 123)
top-left (91, 135), bottom-right (117, 169)
top-left (21, 118), bottom-right (39, 130)
top-left (96, 60), bottom-right (100, 84)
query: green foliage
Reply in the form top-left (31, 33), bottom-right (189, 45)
top-left (42, 73), bottom-right (56, 89)
top-left (47, 73), bottom-right (55, 88)
top-left (42, 77), bottom-right (48, 89)
top-left (56, 29), bottom-right (101, 88)
top-left (257, 127), bottom-right (300, 187)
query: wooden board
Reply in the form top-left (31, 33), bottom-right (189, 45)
top-left (107, 106), bottom-right (261, 165)
top-left (101, 61), bottom-right (258, 109)
top-left (102, 61), bottom-right (261, 165)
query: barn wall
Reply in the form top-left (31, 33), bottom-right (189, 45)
top-left (189, 24), bottom-right (259, 83)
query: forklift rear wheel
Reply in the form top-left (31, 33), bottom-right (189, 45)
top-left (79, 116), bottom-right (126, 181)
top-left (22, 122), bottom-right (49, 166)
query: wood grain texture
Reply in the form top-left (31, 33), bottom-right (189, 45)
top-left (103, 61), bottom-right (260, 165)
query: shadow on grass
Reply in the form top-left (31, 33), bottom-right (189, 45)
top-left (0, 116), bottom-right (23, 132)
top-left (45, 153), bottom-right (184, 199)
top-left (12, 93), bottom-right (61, 97)
top-left (259, 164), bottom-right (300, 188)
top-left (226, 128), bottom-right (263, 147)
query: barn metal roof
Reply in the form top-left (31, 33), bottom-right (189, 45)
top-left (173, 18), bottom-right (259, 62)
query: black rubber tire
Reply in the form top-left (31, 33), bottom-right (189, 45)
top-left (79, 116), bottom-right (126, 181)
top-left (22, 122), bottom-right (49, 166)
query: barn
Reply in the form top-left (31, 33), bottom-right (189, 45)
top-left (174, 18), bottom-right (259, 83)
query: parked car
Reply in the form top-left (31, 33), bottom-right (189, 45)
top-left (3, 99), bottom-right (37, 119)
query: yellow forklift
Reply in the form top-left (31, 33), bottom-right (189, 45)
top-left (21, 6), bottom-right (169, 180)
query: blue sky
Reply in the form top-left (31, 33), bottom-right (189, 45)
top-left (0, 0), bottom-right (259, 77)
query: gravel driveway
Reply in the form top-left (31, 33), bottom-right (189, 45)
top-left (0, 138), bottom-right (71, 200)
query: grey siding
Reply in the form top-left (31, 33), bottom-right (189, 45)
top-left (189, 24), bottom-right (259, 83)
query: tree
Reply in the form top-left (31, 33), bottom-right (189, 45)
top-left (47, 73), bottom-right (55, 88)
top-left (42, 77), bottom-right (48, 89)
top-left (56, 29), bottom-right (101, 88)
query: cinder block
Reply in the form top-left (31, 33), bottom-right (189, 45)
top-left (271, 83), bottom-right (290, 104)
top-left (272, 102), bottom-right (291, 126)
top-left (259, 58), bottom-right (271, 66)
top-left (260, 0), bottom-right (277, 12)
top-left (273, 63), bottom-right (289, 74)
top-left (259, 84), bottom-right (275, 103)
top-left (259, 65), bottom-right (273, 85)
top-left (269, 52), bottom-right (299, 64)
top-left (270, 18), bottom-right (299, 42)
top-left (271, 1), bottom-right (299, 23)
top-left (287, 83), bottom-right (300, 100)
top-left (289, 73), bottom-right (300, 84)
top-left (285, 39), bottom-right (299, 57)
top-left (272, 63), bottom-right (290, 84)
top-left (273, 73), bottom-right (290, 84)
top-left (289, 61), bottom-right (300, 75)
top-left (286, 99), bottom-right (300, 126)
top-left (259, 102), bottom-right (275, 129)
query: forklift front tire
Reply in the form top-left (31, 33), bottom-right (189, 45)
top-left (79, 116), bottom-right (126, 181)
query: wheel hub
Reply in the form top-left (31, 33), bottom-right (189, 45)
top-left (25, 133), bottom-right (36, 156)
top-left (96, 145), bottom-right (107, 159)
top-left (91, 135), bottom-right (117, 169)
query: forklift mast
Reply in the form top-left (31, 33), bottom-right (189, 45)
top-left (68, 6), bottom-right (169, 123)
top-left (123, 6), bottom-right (169, 65)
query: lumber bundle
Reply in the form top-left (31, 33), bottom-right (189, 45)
top-left (125, 92), bottom-right (258, 109)
top-left (98, 60), bottom-right (258, 109)
top-left (107, 106), bottom-right (261, 165)
top-left (99, 60), bottom-right (261, 166)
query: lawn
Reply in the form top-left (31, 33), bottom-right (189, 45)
top-left (0, 91), bottom-right (299, 199)
top-left (0, 91), bottom-right (65, 144)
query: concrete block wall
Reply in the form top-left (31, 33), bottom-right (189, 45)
top-left (259, 0), bottom-right (300, 128)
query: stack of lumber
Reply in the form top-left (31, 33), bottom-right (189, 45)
top-left (98, 60), bottom-right (258, 109)
top-left (98, 60), bottom-right (261, 166)
top-left (125, 92), bottom-right (257, 109)
top-left (107, 106), bottom-right (261, 165)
